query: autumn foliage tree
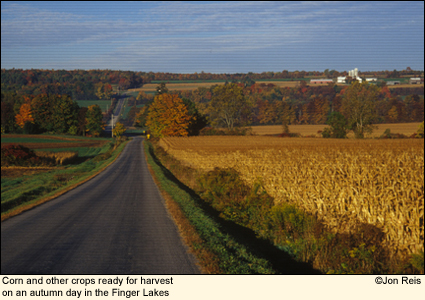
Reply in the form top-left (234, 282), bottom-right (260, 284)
top-left (95, 82), bottom-right (113, 100)
top-left (146, 94), bottom-right (192, 137)
top-left (112, 122), bottom-right (126, 138)
top-left (208, 83), bottom-right (252, 130)
top-left (15, 102), bottom-right (34, 129)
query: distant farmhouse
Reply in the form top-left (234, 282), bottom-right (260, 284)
top-left (337, 68), bottom-right (380, 84)
top-left (310, 69), bottom-right (423, 86)
top-left (409, 77), bottom-right (424, 84)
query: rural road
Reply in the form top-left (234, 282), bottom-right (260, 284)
top-left (106, 97), bottom-right (126, 130)
top-left (1, 137), bottom-right (201, 274)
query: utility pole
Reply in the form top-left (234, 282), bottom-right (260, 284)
top-left (111, 114), bottom-right (114, 138)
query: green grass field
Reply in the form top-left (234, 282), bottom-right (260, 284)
top-left (1, 137), bottom-right (74, 144)
top-left (76, 100), bottom-right (113, 112)
top-left (151, 80), bottom-right (226, 84)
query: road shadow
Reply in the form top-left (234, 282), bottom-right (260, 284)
top-left (148, 146), bottom-right (322, 275)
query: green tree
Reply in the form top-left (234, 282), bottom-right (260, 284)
top-left (322, 112), bottom-right (349, 138)
top-left (31, 94), bottom-right (55, 132)
top-left (1, 99), bottom-right (16, 133)
top-left (77, 107), bottom-right (88, 136)
top-left (341, 81), bottom-right (379, 138)
top-left (85, 105), bottom-right (105, 136)
top-left (182, 98), bottom-right (207, 135)
top-left (417, 121), bottom-right (424, 138)
top-left (51, 95), bottom-right (79, 134)
top-left (209, 83), bottom-right (252, 130)
top-left (156, 82), bottom-right (169, 95)
top-left (241, 76), bottom-right (255, 87)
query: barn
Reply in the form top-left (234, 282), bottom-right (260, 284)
top-left (409, 78), bottom-right (424, 84)
top-left (310, 79), bottom-right (333, 84)
top-left (337, 77), bottom-right (346, 83)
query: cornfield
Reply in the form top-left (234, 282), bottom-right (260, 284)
top-left (36, 151), bottom-right (79, 165)
top-left (159, 136), bottom-right (424, 257)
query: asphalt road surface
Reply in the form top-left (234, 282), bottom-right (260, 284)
top-left (1, 137), bottom-right (201, 274)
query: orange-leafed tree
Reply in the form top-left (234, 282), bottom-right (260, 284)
top-left (146, 93), bottom-right (192, 137)
top-left (312, 97), bottom-right (330, 124)
top-left (15, 103), bottom-right (34, 128)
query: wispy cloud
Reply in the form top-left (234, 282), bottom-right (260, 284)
top-left (1, 1), bottom-right (423, 72)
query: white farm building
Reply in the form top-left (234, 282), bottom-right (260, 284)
top-left (337, 77), bottom-right (346, 83)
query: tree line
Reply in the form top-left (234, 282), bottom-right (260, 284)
top-left (2, 68), bottom-right (423, 138)
top-left (133, 81), bottom-right (424, 139)
top-left (2, 68), bottom-right (423, 101)
top-left (1, 92), bottom-right (104, 136)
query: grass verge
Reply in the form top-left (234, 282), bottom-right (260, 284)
top-left (1, 140), bottom-right (129, 221)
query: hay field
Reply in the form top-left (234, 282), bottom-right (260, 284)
top-left (159, 136), bottom-right (424, 257)
top-left (387, 84), bottom-right (424, 89)
top-left (251, 122), bottom-right (422, 137)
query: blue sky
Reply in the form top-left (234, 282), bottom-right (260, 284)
top-left (1, 1), bottom-right (424, 73)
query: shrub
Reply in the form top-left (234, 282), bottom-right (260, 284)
top-left (199, 127), bottom-right (225, 136)
top-left (322, 112), bottom-right (349, 138)
top-left (1, 144), bottom-right (40, 166)
top-left (321, 127), bottom-right (332, 138)
top-left (380, 129), bottom-right (408, 139)
top-left (270, 204), bottom-right (315, 241)
top-left (196, 168), bottom-right (273, 232)
top-left (199, 127), bottom-right (253, 136)
top-left (278, 132), bottom-right (300, 138)
top-left (92, 151), bottom-right (112, 162)
top-left (409, 252), bottom-right (424, 273)
top-left (23, 121), bottom-right (39, 134)
top-left (417, 121), bottom-right (424, 138)
top-left (68, 125), bottom-right (78, 135)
